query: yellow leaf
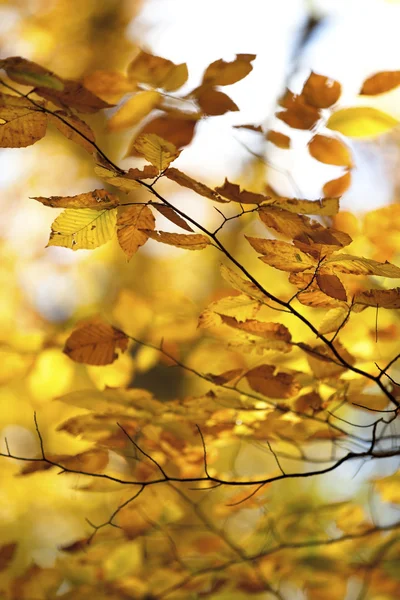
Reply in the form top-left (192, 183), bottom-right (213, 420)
top-left (143, 230), bottom-right (210, 250)
top-left (318, 306), bottom-right (349, 335)
top-left (32, 188), bottom-right (119, 209)
top-left (325, 254), bottom-right (400, 277)
top-left (327, 106), bottom-right (399, 138)
top-left (360, 70), bottom-right (400, 95)
top-left (266, 130), bottom-right (291, 149)
top-left (63, 316), bottom-right (129, 365)
top-left (0, 92), bottom-right (47, 147)
top-left (220, 264), bottom-right (268, 302)
top-left (83, 69), bottom-right (135, 102)
top-left (128, 51), bottom-right (188, 91)
top-left (103, 541), bottom-right (142, 581)
top-left (246, 364), bottom-right (300, 399)
top-left (47, 207), bottom-right (117, 250)
top-left (246, 237), bottom-right (316, 272)
top-left (165, 167), bottom-right (227, 202)
top-left (94, 165), bottom-right (141, 192)
top-left (265, 188), bottom-right (339, 216)
top-left (218, 314), bottom-right (292, 342)
top-left (355, 288), bottom-right (400, 309)
top-left (131, 133), bottom-right (180, 170)
top-left (308, 134), bottom-right (353, 167)
top-left (199, 294), bottom-right (261, 325)
top-left (117, 205), bottom-right (155, 259)
top-left (300, 341), bottom-right (355, 378)
top-left (302, 72), bottom-right (341, 108)
top-left (108, 90), bottom-right (161, 131)
top-left (202, 54), bottom-right (256, 86)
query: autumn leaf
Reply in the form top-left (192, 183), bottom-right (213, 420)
top-left (325, 254), bottom-right (400, 277)
top-left (220, 264), bottom-right (268, 302)
top-left (0, 92), bottom-right (47, 147)
top-left (266, 130), bottom-right (291, 149)
top-left (83, 69), bottom-right (135, 102)
top-left (130, 133), bottom-right (180, 170)
top-left (36, 79), bottom-right (113, 113)
top-left (94, 165), bottom-right (142, 192)
top-left (117, 205), bottom-right (155, 260)
top-left (198, 294), bottom-right (261, 327)
top-left (302, 72), bottom-right (341, 108)
top-left (322, 171), bottom-right (351, 198)
top-left (165, 168), bottom-right (227, 202)
top-left (300, 341), bottom-right (355, 378)
top-left (128, 50), bottom-right (188, 91)
top-left (246, 364), bottom-right (300, 399)
top-left (215, 179), bottom-right (269, 204)
top-left (49, 111), bottom-right (96, 154)
top-left (276, 92), bottom-right (321, 130)
top-left (47, 207), bottom-right (117, 250)
top-left (354, 288), bottom-right (400, 309)
top-left (272, 196), bottom-right (340, 217)
top-left (108, 90), bottom-right (161, 131)
top-left (32, 189), bottom-right (119, 209)
top-left (218, 314), bottom-right (292, 343)
top-left (63, 317), bottom-right (129, 365)
top-left (246, 237), bottom-right (316, 272)
top-left (0, 56), bottom-right (64, 90)
top-left (127, 115), bottom-right (198, 151)
top-left (0, 543), bottom-right (17, 572)
top-left (360, 71), bottom-right (400, 95)
top-left (195, 85), bottom-right (239, 116)
top-left (316, 272), bottom-right (347, 301)
top-left (153, 204), bottom-right (193, 232)
top-left (143, 230), bottom-right (210, 250)
top-left (318, 306), bottom-right (349, 335)
top-left (202, 54), bottom-right (256, 86)
top-left (327, 106), bottom-right (398, 138)
top-left (308, 135), bottom-right (353, 167)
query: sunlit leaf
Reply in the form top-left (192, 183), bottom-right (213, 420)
top-left (63, 316), bottom-right (129, 365)
top-left (32, 189), bottom-right (119, 209)
top-left (128, 50), bottom-right (188, 91)
top-left (202, 54), bottom-right (256, 86)
top-left (246, 364), bottom-right (300, 399)
top-left (108, 90), bottom-right (161, 131)
top-left (318, 306), bottom-right (349, 334)
top-left (143, 230), bottom-right (210, 250)
top-left (165, 167), bottom-right (227, 202)
top-left (355, 288), bottom-right (400, 309)
top-left (198, 294), bottom-right (261, 327)
top-left (316, 272), bottom-right (347, 301)
top-left (218, 314), bottom-right (292, 343)
top-left (322, 171), bottom-right (351, 198)
top-left (103, 541), bottom-right (142, 581)
top-left (127, 115), bottom-right (198, 151)
top-left (302, 72), bottom-right (341, 108)
top-left (117, 205), bottom-right (155, 259)
top-left (220, 263), bottom-right (269, 302)
top-left (47, 207), bottom-right (117, 250)
top-left (130, 133), bottom-right (180, 170)
top-left (153, 204), bottom-right (193, 232)
top-left (308, 134), bottom-right (353, 167)
top-left (266, 130), bottom-right (291, 149)
top-left (49, 111), bottom-right (96, 154)
top-left (83, 69), bottom-right (135, 102)
top-left (360, 70), bottom-right (400, 95)
top-left (0, 92), bottom-right (47, 147)
top-left (325, 254), bottom-right (400, 277)
top-left (215, 179), bottom-right (269, 204)
top-left (327, 106), bottom-right (399, 138)
top-left (246, 237), bottom-right (316, 272)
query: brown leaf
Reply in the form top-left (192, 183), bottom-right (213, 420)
top-left (207, 369), bottom-right (244, 385)
top-left (266, 130), bottom-right (291, 149)
top-left (246, 364), bottom-right (300, 399)
top-left (153, 204), bottom-right (193, 232)
top-left (218, 314), bottom-right (292, 342)
top-left (63, 316), bottom-right (129, 365)
top-left (316, 272), bottom-right (347, 301)
top-left (32, 189), bottom-right (119, 210)
top-left (0, 93), bottom-right (47, 147)
top-left (202, 54), bottom-right (256, 86)
top-left (258, 206), bottom-right (313, 238)
top-left (117, 205), bottom-right (155, 260)
top-left (215, 179), bottom-right (270, 204)
top-left (0, 543), bottom-right (17, 572)
top-left (323, 171), bottom-right (351, 198)
top-left (276, 93), bottom-right (320, 130)
top-left (165, 167), bottom-right (227, 202)
top-left (195, 85), bottom-right (239, 115)
top-left (299, 341), bottom-right (354, 378)
top-left (308, 134), bottom-right (353, 167)
top-left (127, 115), bottom-right (198, 151)
top-left (142, 230), bottom-right (210, 250)
top-left (234, 124), bottom-right (263, 133)
top-left (49, 111), bottom-right (95, 154)
top-left (355, 288), bottom-right (400, 309)
top-left (302, 72), bottom-right (341, 108)
top-left (265, 187), bottom-right (340, 216)
top-left (36, 80), bottom-right (113, 113)
top-left (360, 71), bottom-right (400, 95)
top-left (128, 50), bottom-right (188, 91)
top-left (246, 237), bottom-right (316, 272)
top-left (83, 69), bottom-right (135, 103)
top-left (325, 254), bottom-right (400, 278)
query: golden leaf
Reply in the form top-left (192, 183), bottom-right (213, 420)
top-left (153, 204), bottom-right (193, 232)
top-left (63, 316), bottom-right (129, 365)
top-left (37, 79), bottom-right (112, 113)
top-left (143, 230), bottom-right (210, 250)
top-left (327, 106), bottom-right (398, 138)
top-left (128, 50), bottom-right (188, 91)
top-left (165, 167), bottom-right (227, 202)
top-left (218, 314), bottom-right (292, 342)
top-left (130, 133), bottom-right (180, 170)
top-left (360, 70), bottom-right (400, 95)
top-left (202, 54), bottom-right (256, 86)
top-left (274, 196), bottom-right (340, 216)
top-left (198, 294), bottom-right (261, 327)
top-left (302, 72), bottom-right (341, 108)
top-left (0, 92), bottom-right (47, 147)
top-left (195, 85), bottom-right (239, 115)
top-left (299, 341), bottom-right (354, 378)
top-left (83, 69), bottom-right (135, 102)
top-left (49, 111), bottom-right (96, 154)
top-left (127, 115), bottom-right (198, 151)
top-left (266, 130), bottom-right (291, 149)
top-left (308, 134), bottom-right (353, 167)
top-left (354, 288), bottom-right (400, 309)
top-left (94, 165), bottom-right (141, 192)
top-left (0, 56), bottom-right (64, 89)
top-left (318, 306), bottom-right (349, 334)
top-left (246, 364), bottom-right (300, 399)
top-left (117, 205), bottom-right (155, 260)
top-left (220, 264), bottom-right (268, 302)
top-left (47, 207), bottom-right (117, 250)
top-left (33, 189), bottom-right (119, 209)
top-left (325, 254), bottom-right (400, 277)
top-left (316, 272), bottom-right (347, 301)
top-left (246, 237), bottom-right (316, 272)
top-left (322, 171), bottom-right (351, 198)
top-left (108, 90), bottom-right (161, 131)
top-left (215, 179), bottom-right (269, 204)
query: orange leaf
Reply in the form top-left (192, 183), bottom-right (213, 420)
top-left (316, 272), bottom-right (347, 301)
top-left (83, 69), bottom-right (135, 102)
top-left (308, 135), bottom-right (353, 167)
top-left (360, 70), bottom-right (400, 95)
top-left (36, 80), bottom-right (112, 113)
top-left (276, 93), bottom-right (320, 130)
top-left (117, 205), bottom-right (155, 260)
top-left (195, 86), bottom-right (239, 115)
top-left (128, 50), bottom-right (188, 91)
top-left (32, 189), bottom-right (119, 210)
top-left (302, 72), bottom-right (341, 108)
top-left (202, 54), bottom-right (256, 86)
top-left (246, 364), bottom-right (300, 399)
top-left (165, 168), bottom-right (227, 202)
top-left (215, 179), bottom-right (269, 204)
top-left (266, 130), bottom-right (291, 149)
top-left (153, 204), bottom-right (193, 232)
top-left (127, 115), bottom-right (198, 151)
top-left (323, 171), bottom-right (351, 198)
top-left (63, 317), bottom-right (129, 365)
top-left (108, 90), bottom-right (161, 131)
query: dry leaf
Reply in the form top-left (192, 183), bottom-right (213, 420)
top-left (302, 72), bottom-right (341, 108)
top-left (153, 204), bottom-right (193, 232)
top-left (360, 71), bottom-right (400, 95)
top-left (143, 230), bottom-right (210, 250)
top-left (308, 134), bottom-right (353, 167)
top-left (215, 179), bottom-right (269, 204)
top-left (165, 168), bottom-right (226, 202)
top-left (266, 130), bottom-right (291, 149)
top-left (246, 237), bottom-right (316, 272)
top-left (316, 272), bottom-right (347, 301)
top-left (63, 317), bottom-right (129, 365)
top-left (127, 115), bottom-right (198, 151)
top-left (130, 133), bottom-right (180, 170)
top-left (246, 364), bottom-right (300, 399)
top-left (49, 111), bottom-right (96, 154)
top-left (0, 92), bottom-right (47, 147)
top-left (108, 90), bottom-right (161, 131)
top-left (33, 189), bottom-right (119, 209)
top-left (355, 288), bottom-right (400, 309)
top-left (117, 205), bottom-right (155, 259)
top-left (325, 254), bottom-right (400, 277)
top-left (128, 50), bottom-right (188, 91)
top-left (202, 54), bottom-right (256, 86)
top-left (195, 86), bottom-right (239, 115)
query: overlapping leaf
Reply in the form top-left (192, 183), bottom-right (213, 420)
top-left (116, 205), bottom-right (155, 260)
top-left (246, 237), bottom-right (317, 272)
